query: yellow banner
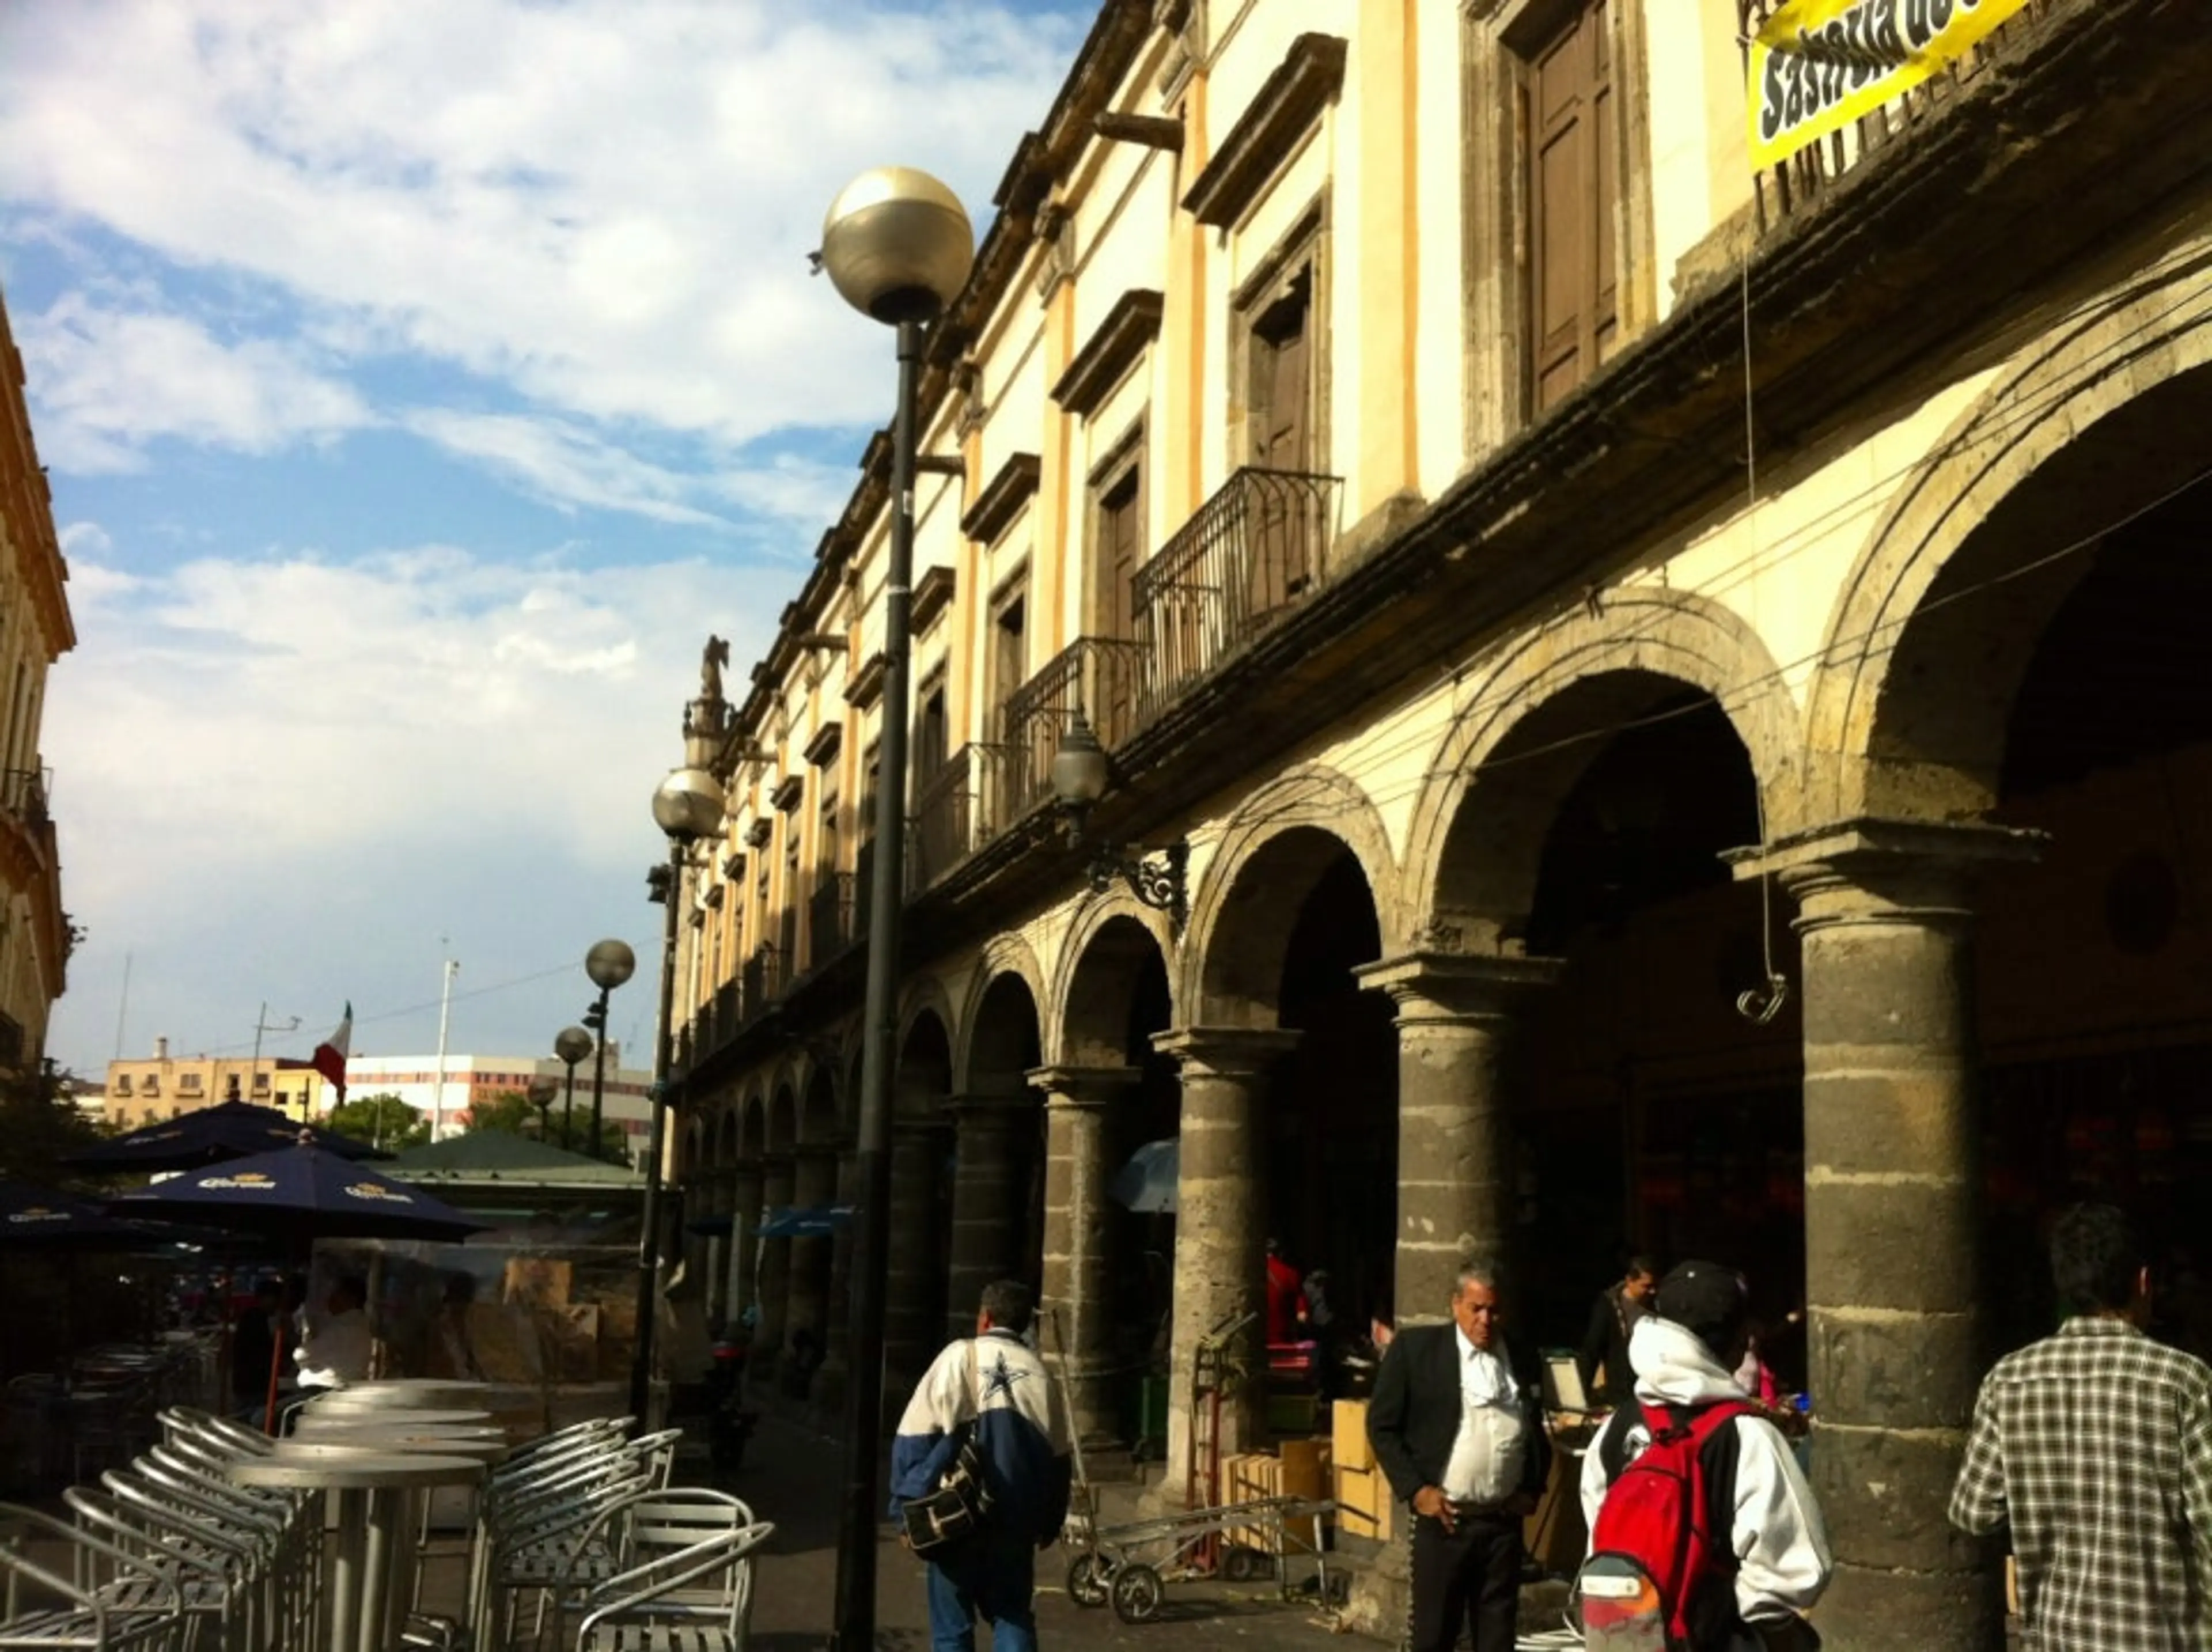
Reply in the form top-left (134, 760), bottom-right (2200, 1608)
top-left (1748, 0), bottom-right (2036, 170)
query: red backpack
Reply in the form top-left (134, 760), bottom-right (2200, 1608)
top-left (1577, 1400), bottom-right (1752, 1651)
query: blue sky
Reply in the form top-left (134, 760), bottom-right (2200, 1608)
top-left (0, 0), bottom-right (1090, 1076)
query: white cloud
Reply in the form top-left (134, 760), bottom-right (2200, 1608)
top-left (17, 293), bottom-right (372, 471)
top-left (0, 1), bottom-right (1082, 450)
top-left (403, 409), bottom-right (729, 528)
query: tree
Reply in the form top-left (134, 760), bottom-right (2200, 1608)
top-left (0, 1060), bottom-right (104, 1184)
top-left (325, 1092), bottom-right (430, 1150)
top-left (461, 1088), bottom-right (631, 1165)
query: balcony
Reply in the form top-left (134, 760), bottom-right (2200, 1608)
top-left (998, 637), bottom-right (1147, 825)
top-left (912, 745), bottom-right (1003, 891)
top-left (809, 872), bottom-right (855, 967)
top-left (1134, 468), bottom-right (1339, 723)
top-left (0, 768), bottom-right (49, 827)
top-left (740, 944), bottom-right (783, 1023)
top-left (1740, 0), bottom-right (2054, 234)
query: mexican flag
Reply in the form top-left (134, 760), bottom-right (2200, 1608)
top-left (312, 1002), bottom-right (353, 1102)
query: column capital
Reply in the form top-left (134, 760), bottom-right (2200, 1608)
top-left (1150, 1025), bottom-right (1300, 1076)
top-left (1728, 816), bottom-right (2045, 932)
top-left (1354, 950), bottom-right (1563, 1021)
top-left (946, 1093), bottom-right (1031, 1127)
top-left (1027, 1064), bottom-right (1141, 1109)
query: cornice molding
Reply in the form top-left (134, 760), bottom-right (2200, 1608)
top-left (1051, 289), bottom-right (1165, 417)
top-left (1181, 33), bottom-right (1347, 228)
top-left (960, 453), bottom-right (1042, 544)
top-left (910, 566), bottom-right (957, 634)
top-left (843, 651), bottom-right (887, 710)
top-left (802, 720), bottom-right (843, 768)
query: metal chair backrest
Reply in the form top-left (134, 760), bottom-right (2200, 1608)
top-left (573, 1519), bottom-right (776, 1647)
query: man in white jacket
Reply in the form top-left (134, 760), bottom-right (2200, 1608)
top-left (1580, 1260), bottom-right (1832, 1649)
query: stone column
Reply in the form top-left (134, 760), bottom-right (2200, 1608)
top-left (1030, 1065), bottom-right (1139, 1445)
top-left (726, 1158), bottom-right (764, 1330)
top-left (943, 1094), bottom-right (1028, 1340)
top-left (702, 1174), bottom-right (728, 1331)
top-left (1152, 1027), bottom-right (1300, 1500)
top-left (1749, 817), bottom-right (2040, 1652)
top-left (809, 1146), bottom-right (859, 1415)
top-left (749, 1153), bottom-right (796, 1393)
top-left (781, 1144), bottom-right (839, 1392)
top-left (883, 1117), bottom-right (948, 1406)
top-left (1355, 952), bottom-right (1561, 1326)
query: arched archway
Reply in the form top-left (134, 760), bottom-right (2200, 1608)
top-left (750, 1083), bottom-right (802, 1386)
top-left (1410, 658), bottom-right (1798, 1355)
top-left (884, 1009), bottom-right (956, 1397)
top-left (947, 967), bottom-right (1047, 1339)
top-left (1772, 304), bottom-right (2212, 1647)
top-left (1165, 782), bottom-right (1397, 1471)
top-left (1042, 905), bottom-right (1181, 1454)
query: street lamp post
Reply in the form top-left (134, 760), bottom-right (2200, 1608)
top-left (633, 765), bottom-right (724, 1427)
top-left (817, 164), bottom-right (975, 1652)
top-left (526, 1075), bottom-right (559, 1142)
top-left (584, 940), bottom-right (636, 1162)
top-left (554, 1026), bottom-right (593, 1152)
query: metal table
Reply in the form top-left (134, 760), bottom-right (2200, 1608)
top-left (310, 1381), bottom-right (493, 1410)
top-left (296, 1407), bottom-right (494, 1433)
top-left (231, 1450), bottom-right (483, 1652)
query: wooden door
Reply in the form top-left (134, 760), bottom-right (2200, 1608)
top-left (1094, 468), bottom-right (1142, 743)
top-left (1529, 0), bottom-right (1616, 413)
top-left (1249, 276), bottom-right (1315, 625)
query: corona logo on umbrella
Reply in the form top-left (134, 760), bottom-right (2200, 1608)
top-left (9, 1206), bottom-right (66, 1223)
top-left (199, 1172), bottom-right (278, 1191)
top-left (343, 1183), bottom-right (414, 1204)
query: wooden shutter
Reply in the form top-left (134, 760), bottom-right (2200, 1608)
top-left (1528, 0), bottom-right (1617, 412)
top-left (1094, 467), bottom-right (1143, 744)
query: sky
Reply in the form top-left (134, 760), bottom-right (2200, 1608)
top-left (0, 0), bottom-right (1090, 1078)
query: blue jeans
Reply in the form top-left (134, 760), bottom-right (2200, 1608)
top-left (925, 1533), bottom-right (1038, 1652)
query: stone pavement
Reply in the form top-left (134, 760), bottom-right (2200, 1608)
top-left (713, 1412), bottom-right (1365, 1650)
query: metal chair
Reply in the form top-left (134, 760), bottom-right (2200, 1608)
top-left (0, 1503), bottom-right (187, 1652)
top-left (570, 1521), bottom-right (775, 1652)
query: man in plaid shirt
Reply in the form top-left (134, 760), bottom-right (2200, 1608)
top-left (1950, 1203), bottom-right (2212, 1649)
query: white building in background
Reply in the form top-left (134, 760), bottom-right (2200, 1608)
top-left (338, 1045), bottom-right (654, 1147)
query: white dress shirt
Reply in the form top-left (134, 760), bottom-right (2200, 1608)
top-left (1440, 1327), bottom-right (1528, 1505)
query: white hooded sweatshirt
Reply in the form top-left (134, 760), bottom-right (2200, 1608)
top-left (1578, 1314), bottom-right (1834, 1627)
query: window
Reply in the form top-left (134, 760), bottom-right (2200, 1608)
top-left (143, 1076), bottom-right (160, 1097)
top-left (179, 1073), bottom-right (202, 1093)
top-left (1248, 267), bottom-right (1316, 474)
top-left (989, 582), bottom-right (1028, 738)
top-left (1522, 0), bottom-right (1618, 411)
top-left (115, 1075), bottom-right (131, 1097)
top-left (1091, 444), bottom-right (1145, 643)
top-left (253, 1071), bottom-right (270, 1091)
top-left (915, 682), bottom-right (949, 780)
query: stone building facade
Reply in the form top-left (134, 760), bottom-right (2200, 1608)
top-left (0, 286), bottom-right (74, 1077)
top-left (661, 3), bottom-right (2212, 1646)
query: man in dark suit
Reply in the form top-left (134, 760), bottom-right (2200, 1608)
top-left (1368, 1259), bottom-right (1550, 1652)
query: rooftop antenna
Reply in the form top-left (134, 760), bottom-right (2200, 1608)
top-left (111, 951), bottom-right (131, 1063)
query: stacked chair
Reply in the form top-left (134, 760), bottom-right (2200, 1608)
top-left (0, 1405), bottom-right (772, 1652)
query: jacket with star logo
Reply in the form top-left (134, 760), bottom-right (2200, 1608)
top-left (889, 1327), bottom-right (1073, 1544)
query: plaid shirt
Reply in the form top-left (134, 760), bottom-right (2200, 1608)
top-left (1950, 1316), bottom-right (2212, 1650)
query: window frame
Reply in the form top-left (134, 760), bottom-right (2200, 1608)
top-left (1461, 0), bottom-right (1654, 450)
top-left (1230, 201), bottom-right (1332, 478)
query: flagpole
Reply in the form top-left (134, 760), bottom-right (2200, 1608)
top-left (430, 957), bottom-right (460, 1141)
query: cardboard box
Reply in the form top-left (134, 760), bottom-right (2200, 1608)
top-left (1522, 1444), bottom-right (1586, 1573)
top-left (1332, 1464), bottom-right (1396, 1543)
top-left (1224, 1453), bottom-right (1281, 1551)
top-left (1332, 1399), bottom-right (1374, 1473)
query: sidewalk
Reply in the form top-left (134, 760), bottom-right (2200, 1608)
top-left (717, 1412), bottom-right (1362, 1649)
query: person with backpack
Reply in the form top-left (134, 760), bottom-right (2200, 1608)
top-left (1366, 1259), bottom-right (1551, 1652)
top-left (1577, 1259), bottom-right (1831, 1651)
top-left (889, 1279), bottom-right (1073, 1651)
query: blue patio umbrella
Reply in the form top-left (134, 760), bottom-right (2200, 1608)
top-left (1109, 1139), bottom-right (1180, 1214)
top-left (0, 1178), bottom-right (191, 1249)
top-left (108, 1139), bottom-right (491, 1242)
top-left (65, 1100), bottom-right (387, 1173)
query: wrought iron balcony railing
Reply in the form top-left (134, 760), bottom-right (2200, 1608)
top-left (998, 638), bottom-right (1147, 825)
top-left (1, 768), bottom-right (50, 828)
top-left (912, 744), bottom-right (1007, 889)
top-left (740, 943), bottom-right (782, 1024)
top-left (809, 872), bottom-right (855, 967)
top-left (1133, 468), bottom-right (1339, 724)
